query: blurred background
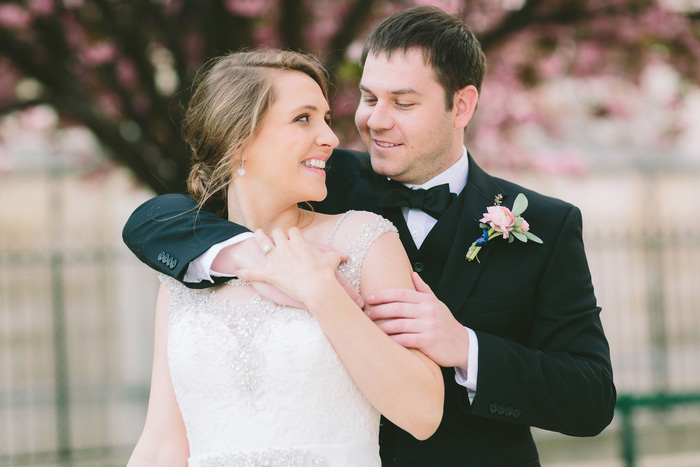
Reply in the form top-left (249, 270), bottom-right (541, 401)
top-left (1, 0), bottom-right (699, 465)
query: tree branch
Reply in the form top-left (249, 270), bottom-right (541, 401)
top-left (280, 0), bottom-right (305, 51)
top-left (0, 99), bottom-right (47, 114)
top-left (478, 0), bottom-right (591, 52)
top-left (47, 89), bottom-right (188, 194)
top-left (324, 0), bottom-right (375, 78)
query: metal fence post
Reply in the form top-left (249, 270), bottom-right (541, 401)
top-left (617, 396), bottom-right (636, 467)
top-left (49, 169), bottom-right (71, 466)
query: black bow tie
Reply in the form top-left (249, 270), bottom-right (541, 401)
top-left (378, 181), bottom-right (456, 219)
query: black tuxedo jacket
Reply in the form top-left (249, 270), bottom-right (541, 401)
top-left (123, 149), bottom-right (615, 466)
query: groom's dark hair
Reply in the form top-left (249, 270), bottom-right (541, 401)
top-left (360, 5), bottom-right (486, 110)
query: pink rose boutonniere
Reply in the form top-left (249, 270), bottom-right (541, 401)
top-left (465, 193), bottom-right (543, 262)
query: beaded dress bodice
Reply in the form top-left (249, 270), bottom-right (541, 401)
top-left (161, 211), bottom-right (397, 467)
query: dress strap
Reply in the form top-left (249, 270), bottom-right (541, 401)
top-left (323, 211), bottom-right (354, 245)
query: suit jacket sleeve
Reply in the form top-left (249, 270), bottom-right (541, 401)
top-left (464, 204), bottom-right (615, 436)
top-left (120, 150), bottom-right (365, 288)
top-left (122, 194), bottom-right (250, 288)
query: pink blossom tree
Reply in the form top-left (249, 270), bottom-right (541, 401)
top-left (0, 0), bottom-right (698, 193)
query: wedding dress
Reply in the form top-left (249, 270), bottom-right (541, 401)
top-left (161, 211), bottom-right (396, 467)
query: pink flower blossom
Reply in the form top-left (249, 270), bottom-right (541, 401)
top-left (0, 5), bottom-right (31, 28)
top-left (519, 219), bottom-right (529, 233)
top-left (81, 42), bottom-right (117, 66)
top-left (225, 0), bottom-right (267, 17)
top-left (29, 0), bottom-right (54, 16)
top-left (480, 206), bottom-right (515, 238)
top-left (116, 59), bottom-right (138, 88)
top-left (19, 106), bottom-right (58, 131)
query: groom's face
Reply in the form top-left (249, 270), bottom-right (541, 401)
top-left (355, 48), bottom-right (463, 185)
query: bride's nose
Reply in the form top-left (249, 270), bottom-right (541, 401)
top-left (317, 123), bottom-right (339, 149)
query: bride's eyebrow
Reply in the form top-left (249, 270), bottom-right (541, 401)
top-left (290, 104), bottom-right (331, 116)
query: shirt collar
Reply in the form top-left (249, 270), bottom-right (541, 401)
top-left (404, 146), bottom-right (469, 195)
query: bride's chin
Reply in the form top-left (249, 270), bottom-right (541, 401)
top-left (282, 184), bottom-right (326, 207)
top-left (301, 187), bottom-right (327, 204)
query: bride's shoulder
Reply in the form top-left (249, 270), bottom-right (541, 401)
top-left (324, 211), bottom-right (395, 235)
top-left (311, 211), bottom-right (396, 252)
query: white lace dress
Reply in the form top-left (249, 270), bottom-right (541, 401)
top-left (160, 212), bottom-right (396, 467)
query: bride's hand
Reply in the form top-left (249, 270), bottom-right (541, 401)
top-left (236, 228), bottom-right (343, 305)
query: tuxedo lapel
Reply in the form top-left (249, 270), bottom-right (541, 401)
top-left (437, 155), bottom-right (509, 315)
top-left (382, 207), bottom-right (418, 259)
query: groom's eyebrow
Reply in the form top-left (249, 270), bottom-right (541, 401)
top-left (359, 84), bottom-right (420, 96)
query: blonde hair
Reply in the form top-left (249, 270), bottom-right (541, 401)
top-left (183, 49), bottom-right (330, 217)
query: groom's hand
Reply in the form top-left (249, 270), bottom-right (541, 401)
top-left (365, 272), bottom-right (469, 371)
top-left (218, 236), bottom-right (364, 310)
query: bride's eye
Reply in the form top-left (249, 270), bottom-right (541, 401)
top-left (295, 114), bottom-right (310, 123)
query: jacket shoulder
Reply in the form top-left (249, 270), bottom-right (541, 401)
top-left (496, 177), bottom-right (575, 212)
top-left (328, 148), bottom-right (372, 172)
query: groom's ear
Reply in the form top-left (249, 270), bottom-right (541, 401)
top-left (453, 85), bottom-right (479, 130)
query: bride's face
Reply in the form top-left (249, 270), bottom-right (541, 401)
top-left (239, 70), bottom-right (339, 204)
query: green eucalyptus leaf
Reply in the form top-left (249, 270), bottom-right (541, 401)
top-left (511, 193), bottom-right (528, 217)
top-left (524, 231), bottom-right (543, 244)
top-left (512, 231), bottom-right (527, 242)
top-left (508, 235), bottom-right (514, 243)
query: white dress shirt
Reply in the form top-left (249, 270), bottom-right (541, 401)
top-left (185, 147), bottom-right (479, 401)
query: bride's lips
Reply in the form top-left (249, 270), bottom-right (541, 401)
top-left (301, 156), bottom-right (328, 175)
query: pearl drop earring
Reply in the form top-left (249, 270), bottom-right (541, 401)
top-left (238, 159), bottom-right (245, 176)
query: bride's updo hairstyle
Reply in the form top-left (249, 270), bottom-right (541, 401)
top-left (183, 49), bottom-right (330, 217)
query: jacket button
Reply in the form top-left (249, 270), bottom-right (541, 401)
top-left (505, 407), bottom-right (513, 417)
top-left (169, 259), bottom-right (178, 269)
top-left (497, 405), bottom-right (505, 415)
top-left (513, 408), bottom-right (521, 418)
top-left (489, 403), bottom-right (498, 414)
top-left (158, 252), bottom-right (165, 261)
top-left (413, 262), bottom-right (424, 272)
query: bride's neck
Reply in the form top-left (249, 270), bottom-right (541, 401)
top-left (227, 183), bottom-right (310, 233)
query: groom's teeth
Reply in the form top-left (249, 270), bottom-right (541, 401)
top-left (376, 141), bottom-right (397, 147)
top-left (303, 159), bottom-right (326, 169)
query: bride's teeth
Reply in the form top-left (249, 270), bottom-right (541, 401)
top-left (303, 159), bottom-right (326, 169)
top-left (376, 141), bottom-right (396, 148)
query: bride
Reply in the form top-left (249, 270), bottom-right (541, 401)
top-left (127, 49), bottom-right (444, 466)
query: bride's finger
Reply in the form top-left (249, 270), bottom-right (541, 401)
top-left (254, 229), bottom-right (275, 254)
top-left (235, 267), bottom-right (269, 283)
top-left (287, 226), bottom-right (303, 240)
top-left (270, 228), bottom-right (290, 248)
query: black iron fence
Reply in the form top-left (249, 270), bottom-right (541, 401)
top-left (1, 170), bottom-right (700, 466)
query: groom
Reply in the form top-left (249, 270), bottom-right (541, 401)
top-left (123, 6), bottom-right (615, 466)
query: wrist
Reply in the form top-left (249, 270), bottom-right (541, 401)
top-left (454, 325), bottom-right (471, 372)
top-left (304, 276), bottom-right (351, 313)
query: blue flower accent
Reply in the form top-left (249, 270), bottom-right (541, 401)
top-left (475, 228), bottom-right (489, 246)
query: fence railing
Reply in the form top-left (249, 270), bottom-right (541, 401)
top-left (616, 393), bottom-right (700, 466)
top-left (2, 169), bottom-right (700, 466)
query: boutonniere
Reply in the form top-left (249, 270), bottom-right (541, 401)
top-left (466, 193), bottom-right (543, 262)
